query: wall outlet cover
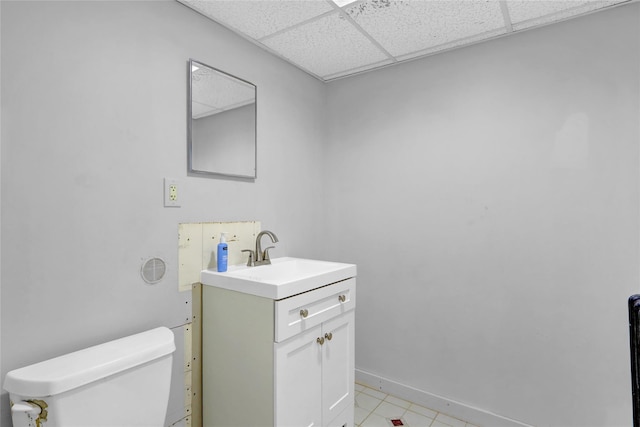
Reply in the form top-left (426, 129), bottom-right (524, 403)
top-left (164, 178), bottom-right (181, 207)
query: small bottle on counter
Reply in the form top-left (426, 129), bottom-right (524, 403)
top-left (217, 232), bottom-right (228, 272)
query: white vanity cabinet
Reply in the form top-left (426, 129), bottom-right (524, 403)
top-left (202, 275), bottom-right (356, 427)
top-left (275, 310), bottom-right (354, 427)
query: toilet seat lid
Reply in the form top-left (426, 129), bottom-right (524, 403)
top-left (3, 327), bottom-right (175, 397)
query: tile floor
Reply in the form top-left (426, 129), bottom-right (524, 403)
top-left (354, 382), bottom-right (479, 427)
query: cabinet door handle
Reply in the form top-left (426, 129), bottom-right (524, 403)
top-left (300, 309), bottom-right (309, 318)
top-left (338, 295), bottom-right (346, 303)
top-left (324, 332), bottom-right (333, 341)
top-left (317, 336), bottom-right (325, 345)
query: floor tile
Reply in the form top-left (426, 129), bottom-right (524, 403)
top-left (407, 403), bottom-right (438, 419)
top-left (384, 394), bottom-right (411, 409)
top-left (403, 410), bottom-right (435, 427)
top-left (372, 401), bottom-right (406, 419)
top-left (435, 413), bottom-right (467, 427)
top-left (361, 412), bottom-right (392, 427)
top-left (354, 383), bottom-right (478, 427)
top-left (355, 406), bottom-right (370, 425)
top-left (356, 392), bottom-right (384, 412)
top-left (360, 386), bottom-right (388, 400)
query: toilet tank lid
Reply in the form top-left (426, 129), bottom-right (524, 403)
top-left (3, 327), bottom-right (175, 397)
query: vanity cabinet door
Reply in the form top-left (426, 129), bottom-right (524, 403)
top-left (275, 324), bottom-right (323, 427)
top-left (322, 311), bottom-right (355, 425)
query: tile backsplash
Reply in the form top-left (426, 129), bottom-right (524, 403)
top-left (178, 221), bottom-right (260, 292)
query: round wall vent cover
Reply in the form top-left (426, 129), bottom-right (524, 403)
top-left (141, 257), bottom-right (167, 284)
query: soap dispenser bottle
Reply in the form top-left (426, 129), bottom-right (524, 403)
top-left (217, 232), bottom-right (228, 272)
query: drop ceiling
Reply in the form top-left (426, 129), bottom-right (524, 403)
top-left (179, 0), bottom-right (633, 82)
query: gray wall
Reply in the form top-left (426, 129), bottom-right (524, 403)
top-left (192, 104), bottom-right (256, 177)
top-left (0, 1), bottom-right (326, 426)
top-left (2, 1), bottom-right (640, 427)
top-left (325, 4), bottom-right (639, 426)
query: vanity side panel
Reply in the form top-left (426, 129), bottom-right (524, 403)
top-left (202, 286), bottom-right (275, 427)
top-left (191, 283), bottom-right (203, 427)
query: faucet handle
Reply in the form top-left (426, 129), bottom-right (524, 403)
top-left (241, 249), bottom-right (255, 267)
top-left (262, 246), bottom-right (275, 262)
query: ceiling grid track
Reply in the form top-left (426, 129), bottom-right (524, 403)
top-left (180, 0), bottom-right (636, 82)
top-left (328, 2), bottom-right (398, 64)
top-left (499, 1), bottom-right (514, 33)
top-left (258, 8), bottom-right (339, 43)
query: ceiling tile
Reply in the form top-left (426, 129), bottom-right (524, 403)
top-left (332, 0), bottom-right (360, 6)
top-left (396, 27), bottom-right (507, 61)
top-left (323, 58), bottom-right (395, 80)
top-left (192, 101), bottom-right (222, 118)
top-left (181, 0), bottom-right (334, 39)
top-left (506, 1), bottom-right (625, 31)
top-left (345, 0), bottom-right (507, 57)
top-left (192, 66), bottom-right (255, 117)
top-left (180, 0), bottom-right (634, 82)
top-left (262, 12), bottom-right (390, 78)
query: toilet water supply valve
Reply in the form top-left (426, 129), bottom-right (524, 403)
top-left (11, 400), bottom-right (48, 427)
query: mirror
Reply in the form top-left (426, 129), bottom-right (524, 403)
top-left (188, 59), bottom-right (257, 179)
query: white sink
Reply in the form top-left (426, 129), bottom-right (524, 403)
top-left (200, 257), bottom-right (357, 300)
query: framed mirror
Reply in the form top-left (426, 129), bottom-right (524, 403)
top-left (188, 59), bottom-right (257, 179)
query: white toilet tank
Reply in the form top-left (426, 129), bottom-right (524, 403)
top-left (4, 327), bottom-right (175, 427)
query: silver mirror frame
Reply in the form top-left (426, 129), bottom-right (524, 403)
top-left (187, 59), bottom-right (257, 179)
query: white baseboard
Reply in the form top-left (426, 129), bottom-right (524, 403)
top-left (355, 369), bottom-right (534, 427)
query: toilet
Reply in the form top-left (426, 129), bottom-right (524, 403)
top-left (3, 326), bottom-right (175, 427)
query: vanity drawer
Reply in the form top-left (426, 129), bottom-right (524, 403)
top-left (275, 278), bottom-right (356, 342)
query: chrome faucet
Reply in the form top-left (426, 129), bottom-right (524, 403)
top-left (242, 230), bottom-right (279, 266)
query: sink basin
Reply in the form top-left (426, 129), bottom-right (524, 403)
top-left (200, 257), bottom-right (357, 299)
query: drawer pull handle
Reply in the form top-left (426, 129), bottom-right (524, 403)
top-left (317, 336), bottom-right (325, 345)
top-left (300, 309), bottom-right (309, 318)
top-left (325, 332), bottom-right (333, 341)
top-left (338, 295), bottom-right (346, 303)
